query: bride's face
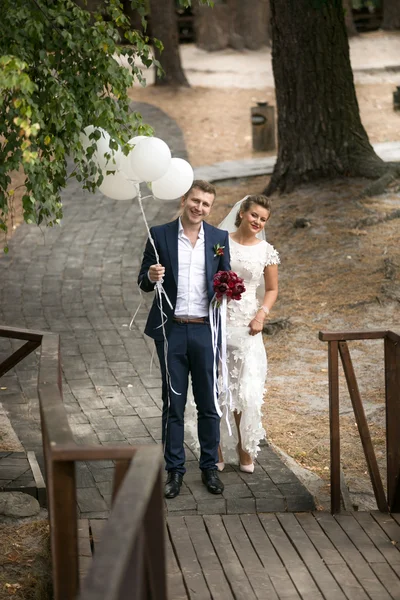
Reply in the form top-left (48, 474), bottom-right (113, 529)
top-left (239, 203), bottom-right (270, 235)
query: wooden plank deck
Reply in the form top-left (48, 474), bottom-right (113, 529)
top-left (79, 511), bottom-right (400, 599)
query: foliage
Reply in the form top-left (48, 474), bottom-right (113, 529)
top-left (0, 0), bottom-right (211, 245)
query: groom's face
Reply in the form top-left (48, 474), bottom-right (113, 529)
top-left (181, 188), bottom-right (214, 225)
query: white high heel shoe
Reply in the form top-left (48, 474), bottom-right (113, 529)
top-left (237, 444), bottom-right (254, 473)
top-left (216, 462), bottom-right (225, 472)
top-left (239, 462), bottom-right (254, 474)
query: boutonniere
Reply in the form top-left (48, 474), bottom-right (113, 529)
top-left (213, 243), bottom-right (225, 257)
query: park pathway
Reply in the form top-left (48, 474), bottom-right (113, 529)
top-left (0, 102), bottom-right (315, 518)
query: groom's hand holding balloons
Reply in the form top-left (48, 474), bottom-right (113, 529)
top-left (149, 264), bottom-right (165, 282)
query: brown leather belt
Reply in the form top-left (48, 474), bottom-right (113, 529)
top-left (173, 317), bottom-right (209, 324)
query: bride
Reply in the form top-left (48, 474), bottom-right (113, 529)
top-left (185, 194), bottom-right (279, 473)
top-left (217, 194), bottom-right (279, 473)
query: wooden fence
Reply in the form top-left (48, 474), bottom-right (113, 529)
top-left (0, 326), bottom-right (167, 600)
top-left (319, 329), bottom-right (400, 515)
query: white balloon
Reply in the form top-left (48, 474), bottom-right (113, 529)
top-left (152, 158), bottom-right (194, 200)
top-left (129, 135), bottom-right (147, 146)
top-left (80, 126), bottom-right (122, 171)
top-left (130, 137), bottom-right (171, 182)
top-left (99, 170), bottom-right (139, 201)
top-left (119, 136), bottom-right (146, 182)
top-left (119, 153), bottom-right (140, 182)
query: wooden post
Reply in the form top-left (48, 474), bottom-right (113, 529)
top-left (40, 408), bottom-right (51, 510)
top-left (385, 334), bottom-right (400, 512)
top-left (49, 460), bottom-right (79, 600)
top-left (328, 341), bottom-right (341, 514)
top-left (112, 459), bottom-right (131, 505)
top-left (339, 341), bottom-right (387, 512)
top-left (145, 470), bottom-right (167, 599)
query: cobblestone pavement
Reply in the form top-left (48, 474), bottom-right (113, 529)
top-left (0, 102), bottom-right (315, 517)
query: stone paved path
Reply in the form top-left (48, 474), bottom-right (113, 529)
top-left (0, 102), bottom-right (315, 518)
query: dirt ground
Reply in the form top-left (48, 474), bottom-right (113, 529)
top-left (0, 405), bottom-right (23, 452)
top-left (0, 521), bottom-right (51, 600)
top-left (127, 31), bottom-right (400, 167)
top-left (128, 82), bottom-right (400, 168)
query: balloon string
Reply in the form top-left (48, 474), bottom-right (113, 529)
top-left (137, 188), bottom-right (160, 264)
top-left (129, 284), bottom-right (143, 330)
top-left (132, 187), bottom-right (181, 456)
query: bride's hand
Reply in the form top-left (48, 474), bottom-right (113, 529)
top-left (248, 317), bottom-right (264, 336)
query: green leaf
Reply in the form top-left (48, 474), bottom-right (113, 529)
top-left (0, 0), bottom-right (161, 239)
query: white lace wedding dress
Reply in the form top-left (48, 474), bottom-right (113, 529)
top-left (185, 237), bottom-right (280, 464)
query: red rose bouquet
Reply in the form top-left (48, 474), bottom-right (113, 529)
top-left (213, 270), bottom-right (246, 304)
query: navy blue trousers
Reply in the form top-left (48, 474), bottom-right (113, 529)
top-left (155, 321), bottom-right (219, 475)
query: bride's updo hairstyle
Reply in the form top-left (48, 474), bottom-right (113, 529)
top-left (235, 195), bottom-right (271, 228)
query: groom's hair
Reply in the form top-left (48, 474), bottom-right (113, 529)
top-left (183, 180), bottom-right (216, 201)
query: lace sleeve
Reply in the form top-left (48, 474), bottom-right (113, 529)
top-left (265, 242), bottom-right (280, 266)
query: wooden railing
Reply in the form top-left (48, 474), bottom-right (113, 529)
top-left (0, 326), bottom-right (166, 600)
top-left (78, 450), bottom-right (165, 600)
top-left (319, 329), bottom-right (400, 515)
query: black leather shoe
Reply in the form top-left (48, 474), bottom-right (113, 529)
top-left (165, 471), bottom-right (183, 499)
top-left (201, 469), bottom-right (224, 495)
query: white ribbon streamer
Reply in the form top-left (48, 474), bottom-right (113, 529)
top-left (209, 294), bottom-right (232, 436)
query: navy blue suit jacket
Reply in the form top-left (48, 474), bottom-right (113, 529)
top-left (138, 218), bottom-right (231, 341)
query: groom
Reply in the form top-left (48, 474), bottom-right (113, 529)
top-left (138, 180), bottom-right (230, 498)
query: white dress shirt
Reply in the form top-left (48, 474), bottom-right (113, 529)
top-left (174, 219), bottom-right (209, 318)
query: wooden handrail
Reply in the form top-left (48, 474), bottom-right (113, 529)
top-left (51, 445), bottom-right (141, 461)
top-left (38, 334), bottom-right (75, 447)
top-left (0, 325), bottom-right (46, 341)
top-left (0, 325), bottom-right (166, 599)
top-left (319, 330), bottom-right (388, 341)
top-left (320, 329), bottom-right (400, 514)
top-left (78, 447), bottom-right (166, 600)
top-left (387, 330), bottom-right (400, 343)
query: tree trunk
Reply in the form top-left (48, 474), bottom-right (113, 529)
top-left (149, 0), bottom-right (189, 87)
top-left (231, 0), bottom-right (271, 49)
top-left (194, 2), bottom-right (231, 51)
top-left (194, 0), bottom-right (271, 51)
top-left (265, 0), bottom-right (387, 195)
top-left (382, 0), bottom-right (400, 30)
top-left (343, 0), bottom-right (358, 37)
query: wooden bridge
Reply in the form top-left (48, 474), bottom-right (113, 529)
top-left (78, 510), bottom-right (400, 599)
top-left (1, 326), bottom-right (399, 599)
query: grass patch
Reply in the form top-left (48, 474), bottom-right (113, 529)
top-left (0, 521), bottom-right (52, 600)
